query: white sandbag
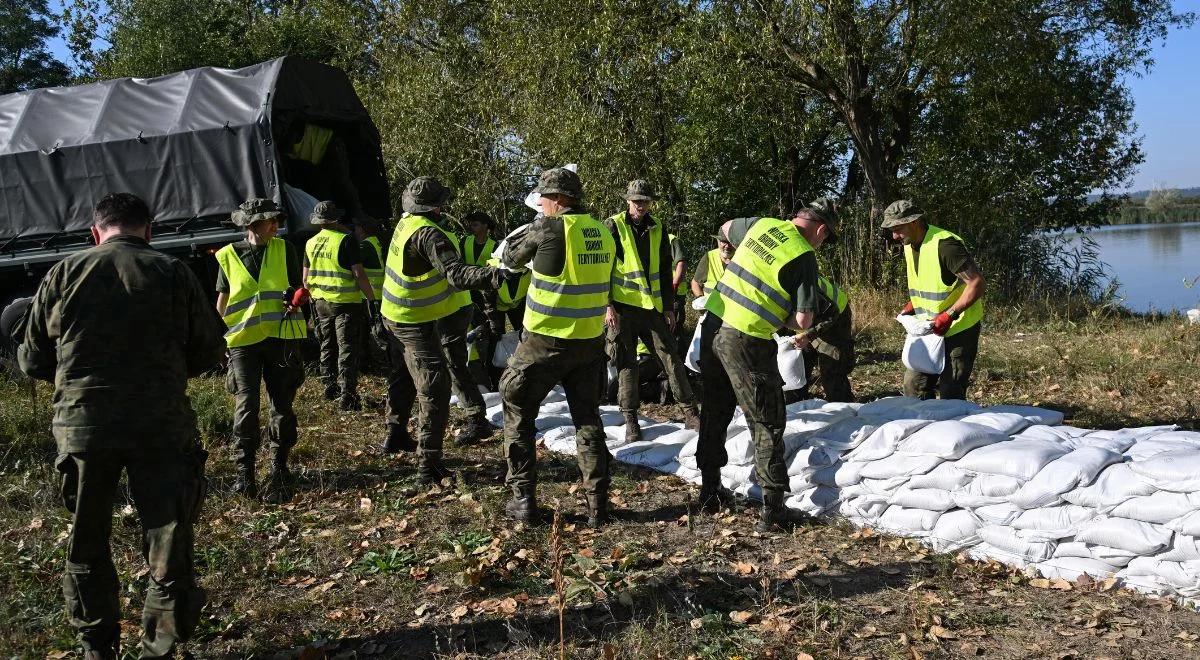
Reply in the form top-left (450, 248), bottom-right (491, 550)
top-left (490, 330), bottom-right (521, 368)
top-left (858, 453), bottom-right (944, 480)
top-left (782, 422), bottom-right (834, 458)
top-left (811, 417), bottom-right (887, 451)
top-left (1063, 435), bottom-right (1136, 453)
top-left (1124, 557), bottom-right (1200, 593)
top-left (957, 412), bottom-right (1033, 436)
top-left (784, 398), bottom-right (828, 414)
top-left (909, 463), bottom-right (973, 491)
top-left (877, 506), bottom-right (942, 535)
top-left (908, 398), bottom-right (984, 421)
top-left (677, 436), bottom-right (700, 459)
top-left (1061, 463), bottom-right (1155, 510)
top-left (928, 510), bottom-right (982, 553)
top-left (896, 420), bottom-right (1007, 459)
top-left (902, 333), bottom-right (945, 376)
top-left (683, 315), bottom-right (704, 373)
top-left (792, 407), bottom-right (856, 427)
top-left (982, 404), bottom-right (1065, 426)
top-left (1128, 448), bottom-right (1200, 492)
top-left (977, 525), bottom-right (1056, 562)
top-left (855, 476), bottom-right (911, 496)
top-left (957, 438), bottom-right (1070, 481)
top-left (1157, 535), bottom-right (1200, 562)
top-left (1110, 491), bottom-right (1200, 525)
top-left (719, 464), bottom-right (754, 491)
top-left (972, 503), bottom-right (1023, 526)
top-left (1052, 542), bottom-right (1137, 569)
top-left (840, 493), bottom-right (891, 520)
top-left (811, 460), bottom-right (865, 488)
top-left (856, 396), bottom-right (923, 418)
top-left (1014, 424), bottom-right (1088, 445)
top-left (775, 336), bottom-right (806, 391)
top-left (786, 446), bottom-right (837, 477)
top-left (723, 429), bottom-right (757, 466)
top-left (952, 474), bottom-right (1024, 508)
top-left (896, 313), bottom-right (934, 336)
top-left (1122, 429), bottom-right (1198, 461)
top-left (966, 543), bottom-right (1027, 569)
top-left (691, 295), bottom-right (708, 311)
top-left (1074, 517), bottom-right (1174, 555)
top-left (1035, 557), bottom-right (1119, 582)
top-left (888, 487), bottom-right (956, 512)
top-left (1008, 446), bottom-right (1125, 509)
top-left (1010, 505), bottom-right (1096, 540)
top-left (786, 486), bottom-right (840, 516)
top-left (844, 419), bottom-right (932, 462)
top-left (1167, 511), bottom-right (1200, 537)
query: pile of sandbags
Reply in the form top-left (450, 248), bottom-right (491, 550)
top-left (479, 391), bottom-right (1200, 606)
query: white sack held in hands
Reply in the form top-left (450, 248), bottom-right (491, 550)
top-left (774, 335), bottom-right (806, 391)
top-left (684, 314), bottom-right (704, 373)
top-left (897, 313), bottom-right (944, 376)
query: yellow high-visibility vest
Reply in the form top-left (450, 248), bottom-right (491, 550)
top-left (705, 217), bottom-right (812, 339)
top-left (524, 213), bottom-right (615, 339)
top-left (305, 229), bottom-right (363, 303)
top-left (461, 235), bottom-right (496, 267)
top-left (381, 215), bottom-right (462, 324)
top-left (363, 236), bottom-right (385, 301)
top-left (669, 233), bottom-right (687, 295)
top-left (702, 249), bottom-right (726, 295)
top-left (904, 225), bottom-right (983, 337)
top-left (216, 238), bottom-right (307, 347)
top-left (609, 212), bottom-right (662, 312)
top-left (817, 275), bottom-right (849, 314)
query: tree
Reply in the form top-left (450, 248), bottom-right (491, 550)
top-left (1145, 187), bottom-right (1181, 217)
top-left (0, 0), bottom-right (70, 94)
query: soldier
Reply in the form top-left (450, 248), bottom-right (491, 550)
top-left (438, 210), bottom-right (499, 441)
top-left (668, 231), bottom-right (688, 357)
top-left (215, 198), bottom-right (308, 502)
top-left (303, 201), bottom-right (377, 411)
top-left (376, 177), bottom-right (505, 483)
top-left (690, 230), bottom-right (733, 297)
top-left (356, 215), bottom-right (391, 374)
top-left (605, 180), bottom-right (700, 442)
top-left (18, 193), bottom-right (225, 659)
top-left (799, 274), bottom-right (855, 402)
top-left (499, 168), bottom-right (616, 526)
top-left (697, 206), bottom-right (837, 531)
top-left (883, 200), bottom-right (986, 400)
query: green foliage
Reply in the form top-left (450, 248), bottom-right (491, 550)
top-left (0, 378), bottom-right (53, 469)
top-left (0, 0), bottom-right (70, 93)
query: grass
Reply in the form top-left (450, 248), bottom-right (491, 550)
top-left (1, 293), bottom-right (1199, 658)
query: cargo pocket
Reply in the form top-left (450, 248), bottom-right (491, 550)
top-left (224, 365), bottom-right (238, 395)
top-left (54, 453), bottom-right (79, 514)
top-left (181, 443), bottom-right (210, 525)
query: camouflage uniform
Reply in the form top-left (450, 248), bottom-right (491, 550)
top-left (305, 202), bottom-right (369, 408)
top-left (19, 222), bottom-right (225, 658)
top-left (801, 301), bottom-right (855, 403)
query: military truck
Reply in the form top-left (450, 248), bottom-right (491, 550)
top-left (0, 56), bottom-right (391, 312)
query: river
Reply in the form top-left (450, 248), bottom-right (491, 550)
top-left (1063, 221), bottom-right (1200, 313)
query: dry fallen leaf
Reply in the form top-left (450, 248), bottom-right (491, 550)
top-left (1029, 578), bottom-right (1051, 589)
top-left (729, 610), bottom-right (754, 624)
top-left (929, 625), bottom-right (957, 641)
top-left (731, 561), bottom-right (757, 576)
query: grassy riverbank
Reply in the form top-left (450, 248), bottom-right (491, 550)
top-left (2, 294), bottom-right (1199, 658)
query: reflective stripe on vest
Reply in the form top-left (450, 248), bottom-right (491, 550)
top-left (217, 238), bottom-right (307, 347)
top-left (462, 236), bottom-right (496, 267)
top-left (444, 228), bottom-right (474, 310)
top-left (817, 275), bottom-right (849, 314)
top-left (702, 249), bottom-right (726, 295)
top-left (704, 217), bottom-right (812, 339)
top-left (669, 233), bottom-right (687, 295)
top-left (305, 229), bottom-right (362, 303)
top-left (524, 213), bottom-right (615, 339)
top-left (609, 212), bottom-right (662, 312)
top-left (904, 225), bottom-right (984, 337)
top-left (381, 215), bottom-right (462, 324)
top-left (363, 236), bottom-right (385, 300)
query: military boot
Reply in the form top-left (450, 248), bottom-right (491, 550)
top-left (383, 424), bottom-right (417, 454)
top-left (623, 413), bottom-right (643, 443)
top-left (417, 457), bottom-right (453, 486)
top-left (755, 490), bottom-right (810, 533)
top-left (263, 450), bottom-right (294, 504)
top-left (586, 493), bottom-right (610, 528)
top-left (682, 404), bottom-right (701, 431)
top-left (459, 413), bottom-right (499, 444)
top-left (231, 458), bottom-right (258, 499)
top-left (505, 491), bottom-right (540, 524)
top-left (698, 469), bottom-right (736, 513)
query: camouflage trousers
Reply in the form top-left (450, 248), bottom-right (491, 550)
top-left (437, 305), bottom-right (486, 418)
top-left (313, 299), bottom-right (362, 397)
top-left (801, 309), bottom-right (856, 403)
top-left (54, 442), bottom-right (208, 658)
top-left (384, 320), bottom-right (450, 465)
top-left (696, 315), bottom-right (788, 496)
top-left (226, 338), bottom-right (305, 468)
top-left (610, 303), bottom-right (697, 415)
top-left (903, 322), bottom-right (981, 401)
top-left (500, 332), bottom-right (609, 498)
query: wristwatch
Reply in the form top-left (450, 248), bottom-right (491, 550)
top-left (947, 308), bottom-right (961, 321)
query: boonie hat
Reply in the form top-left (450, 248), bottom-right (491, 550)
top-left (534, 168), bottom-right (583, 200)
top-left (403, 176), bottom-right (452, 214)
top-left (232, 197), bottom-right (284, 227)
top-left (881, 200), bottom-right (924, 229)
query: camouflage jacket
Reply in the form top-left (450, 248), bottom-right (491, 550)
top-left (19, 235), bottom-right (226, 452)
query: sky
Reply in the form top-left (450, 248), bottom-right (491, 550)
top-left (40, 1), bottom-right (1200, 193)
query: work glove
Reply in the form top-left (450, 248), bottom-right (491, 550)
top-left (931, 311), bottom-right (953, 336)
top-left (900, 300), bottom-right (915, 316)
top-left (369, 301), bottom-right (390, 347)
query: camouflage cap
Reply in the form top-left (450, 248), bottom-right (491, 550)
top-left (402, 176), bottom-right (452, 214)
top-left (534, 168), bottom-right (583, 200)
top-left (231, 197), bottom-right (284, 227)
top-left (881, 199), bottom-right (924, 229)
top-left (807, 196), bottom-right (840, 243)
top-left (623, 179), bottom-right (655, 202)
top-left (309, 200), bottom-right (345, 226)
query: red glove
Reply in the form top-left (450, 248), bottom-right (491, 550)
top-left (290, 287), bottom-right (311, 307)
top-left (901, 300), bottom-right (915, 316)
top-left (931, 312), bottom-right (953, 336)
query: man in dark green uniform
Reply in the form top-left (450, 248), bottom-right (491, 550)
top-left (690, 229), bottom-right (733, 297)
top-left (792, 200), bottom-right (856, 403)
top-left (606, 180), bottom-right (700, 442)
top-left (697, 205), bottom-right (837, 531)
top-left (356, 215), bottom-right (392, 374)
top-left (668, 231), bottom-right (688, 358)
top-left (500, 168), bottom-right (617, 526)
top-left (304, 201), bottom-right (377, 411)
top-left (215, 198), bottom-right (307, 502)
top-left (883, 200), bottom-right (986, 400)
top-left (377, 177), bottom-right (505, 483)
top-left (18, 193), bottom-right (225, 659)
